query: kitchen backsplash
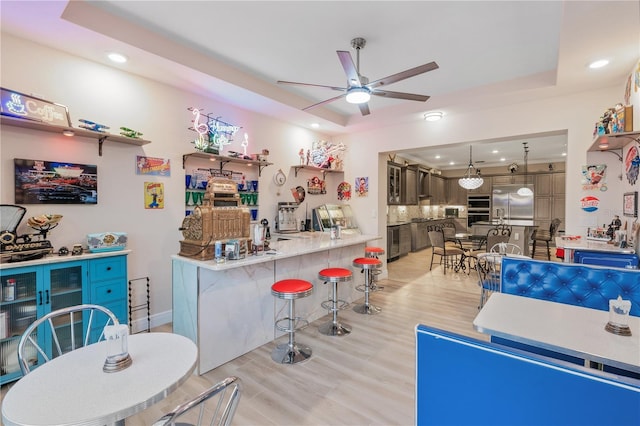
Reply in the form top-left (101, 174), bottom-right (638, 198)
top-left (387, 205), bottom-right (467, 223)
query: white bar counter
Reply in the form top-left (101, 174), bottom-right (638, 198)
top-left (555, 237), bottom-right (635, 263)
top-left (172, 231), bottom-right (381, 375)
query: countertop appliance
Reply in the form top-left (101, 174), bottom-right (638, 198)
top-left (312, 204), bottom-right (359, 232)
top-left (444, 208), bottom-right (459, 218)
top-left (276, 202), bottom-right (299, 233)
top-left (492, 184), bottom-right (534, 221)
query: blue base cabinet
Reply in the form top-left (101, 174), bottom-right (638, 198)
top-left (0, 251), bottom-right (129, 385)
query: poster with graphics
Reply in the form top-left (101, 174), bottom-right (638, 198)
top-left (144, 182), bottom-right (164, 209)
top-left (581, 164), bottom-right (606, 191)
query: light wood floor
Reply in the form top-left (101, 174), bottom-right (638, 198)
top-left (2, 248), bottom-right (558, 425)
top-left (129, 249), bottom-right (489, 425)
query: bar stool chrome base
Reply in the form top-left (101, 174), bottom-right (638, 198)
top-left (318, 320), bottom-right (351, 336)
top-left (352, 303), bottom-right (382, 315)
top-left (271, 342), bottom-right (312, 364)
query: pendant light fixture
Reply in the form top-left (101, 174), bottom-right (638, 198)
top-left (517, 142), bottom-right (534, 196)
top-left (458, 145), bottom-right (484, 189)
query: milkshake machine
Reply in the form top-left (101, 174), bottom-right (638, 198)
top-left (276, 202), bottom-right (299, 233)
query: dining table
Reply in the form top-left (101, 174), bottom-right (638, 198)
top-left (1, 332), bottom-right (198, 426)
top-left (473, 292), bottom-right (640, 374)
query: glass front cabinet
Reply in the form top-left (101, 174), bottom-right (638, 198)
top-left (0, 253), bottom-right (128, 384)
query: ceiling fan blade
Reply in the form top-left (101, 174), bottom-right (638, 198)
top-left (337, 50), bottom-right (362, 86)
top-left (372, 90), bottom-right (430, 102)
top-left (301, 93), bottom-right (347, 111)
top-left (367, 61), bottom-right (439, 90)
top-left (277, 80), bottom-right (346, 92)
top-left (358, 103), bottom-right (371, 116)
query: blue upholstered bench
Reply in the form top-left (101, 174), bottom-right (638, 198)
top-left (497, 257), bottom-right (640, 376)
top-left (500, 257), bottom-right (640, 316)
top-left (415, 325), bottom-right (640, 426)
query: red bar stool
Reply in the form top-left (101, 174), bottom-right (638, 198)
top-left (364, 246), bottom-right (384, 291)
top-left (271, 279), bottom-right (314, 364)
top-left (352, 257), bottom-right (382, 315)
top-left (318, 267), bottom-right (353, 336)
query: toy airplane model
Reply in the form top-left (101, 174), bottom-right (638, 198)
top-left (120, 127), bottom-right (143, 138)
top-left (78, 119), bottom-right (109, 133)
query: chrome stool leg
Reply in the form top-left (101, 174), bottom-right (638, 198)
top-left (353, 267), bottom-right (381, 315)
top-left (319, 279), bottom-right (351, 336)
top-left (271, 298), bottom-right (312, 364)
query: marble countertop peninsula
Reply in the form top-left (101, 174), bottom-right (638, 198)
top-left (172, 232), bottom-right (380, 271)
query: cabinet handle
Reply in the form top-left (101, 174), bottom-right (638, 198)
top-left (106, 289), bottom-right (112, 294)
top-left (38, 291), bottom-right (43, 305)
top-left (45, 290), bottom-right (50, 304)
top-left (106, 267), bottom-right (112, 271)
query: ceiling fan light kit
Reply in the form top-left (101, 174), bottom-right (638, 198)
top-left (345, 87), bottom-right (371, 104)
top-left (458, 145), bottom-right (484, 190)
top-left (277, 37), bottom-right (438, 116)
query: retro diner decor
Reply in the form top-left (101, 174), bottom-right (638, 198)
top-left (188, 107), bottom-right (241, 154)
top-left (580, 195), bottom-right (599, 213)
top-left (1, 87), bottom-right (71, 127)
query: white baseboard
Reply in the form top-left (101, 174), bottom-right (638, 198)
top-left (128, 310), bottom-right (172, 333)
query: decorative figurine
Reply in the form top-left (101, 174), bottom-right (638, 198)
top-left (79, 119), bottom-right (109, 132)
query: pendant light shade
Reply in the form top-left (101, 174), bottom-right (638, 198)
top-left (458, 146), bottom-right (484, 190)
top-left (517, 142), bottom-right (534, 196)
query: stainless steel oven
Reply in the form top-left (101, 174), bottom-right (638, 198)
top-left (467, 195), bottom-right (490, 228)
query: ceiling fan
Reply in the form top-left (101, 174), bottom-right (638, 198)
top-left (277, 37), bottom-right (439, 116)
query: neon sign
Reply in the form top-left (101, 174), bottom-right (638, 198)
top-left (188, 107), bottom-right (241, 153)
top-left (1, 88), bottom-right (71, 126)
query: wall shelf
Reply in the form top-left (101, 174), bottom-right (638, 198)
top-left (292, 165), bottom-right (344, 177)
top-left (589, 131), bottom-right (640, 152)
top-left (1, 115), bottom-right (151, 156)
top-left (182, 151), bottom-right (272, 176)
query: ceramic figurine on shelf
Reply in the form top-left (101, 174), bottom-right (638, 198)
top-left (306, 149), bottom-right (310, 165)
top-left (299, 148), bottom-right (305, 165)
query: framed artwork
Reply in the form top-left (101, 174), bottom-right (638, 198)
top-left (14, 158), bottom-right (97, 204)
top-left (623, 192), bottom-right (638, 217)
top-left (356, 176), bottom-right (368, 197)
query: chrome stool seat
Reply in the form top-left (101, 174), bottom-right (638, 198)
top-left (271, 279), bottom-right (313, 364)
top-left (364, 246), bottom-right (385, 291)
top-left (318, 267), bottom-right (353, 336)
top-left (352, 257), bottom-right (382, 315)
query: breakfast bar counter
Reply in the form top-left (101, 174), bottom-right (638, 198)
top-left (172, 232), bottom-right (380, 374)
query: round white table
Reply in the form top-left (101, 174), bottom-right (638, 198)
top-left (1, 332), bottom-right (198, 426)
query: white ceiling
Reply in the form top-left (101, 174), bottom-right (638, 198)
top-left (1, 1), bottom-right (638, 169)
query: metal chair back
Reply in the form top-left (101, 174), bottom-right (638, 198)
top-left (490, 242), bottom-right (523, 255)
top-left (18, 304), bottom-right (119, 374)
top-left (153, 376), bottom-right (242, 426)
top-left (476, 254), bottom-right (502, 308)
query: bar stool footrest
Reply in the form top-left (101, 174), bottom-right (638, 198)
top-left (321, 299), bottom-right (349, 311)
top-left (275, 317), bottom-right (309, 333)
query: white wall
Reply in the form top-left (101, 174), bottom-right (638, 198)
top-left (2, 33), bottom-right (635, 326)
top-left (0, 34), bottom-right (338, 328)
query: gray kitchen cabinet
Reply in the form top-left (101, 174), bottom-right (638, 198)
top-left (447, 178), bottom-right (467, 205)
top-left (431, 175), bottom-right (447, 204)
top-left (411, 221), bottom-right (430, 252)
top-left (418, 168), bottom-right (431, 200)
top-left (388, 162), bottom-right (403, 205)
top-left (387, 226), bottom-right (400, 260)
top-left (404, 166), bottom-right (418, 205)
top-left (399, 224), bottom-right (412, 256)
top-left (535, 174), bottom-right (553, 196)
top-left (552, 173), bottom-right (565, 194)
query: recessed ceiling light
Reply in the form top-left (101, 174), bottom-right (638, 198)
top-left (449, 161), bottom-right (455, 166)
top-left (500, 157), bottom-right (506, 162)
top-left (310, 123), bottom-right (319, 128)
top-left (492, 150), bottom-right (499, 154)
top-left (588, 59), bottom-right (609, 69)
top-left (562, 152), bottom-right (567, 157)
top-left (424, 111), bottom-right (443, 121)
top-left (435, 155), bottom-right (441, 159)
top-left (107, 52), bottom-right (128, 64)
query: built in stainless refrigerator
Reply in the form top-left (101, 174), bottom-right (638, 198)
top-left (492, 184), bottom-right (534, 220)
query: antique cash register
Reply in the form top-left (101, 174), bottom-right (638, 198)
top-left (179, 177), bottom-right (251, 260)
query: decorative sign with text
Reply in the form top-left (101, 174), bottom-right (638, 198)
top-left (1, 88), bottom-right (71, 127)
top-left (580, 196), bottom-right (600, 212)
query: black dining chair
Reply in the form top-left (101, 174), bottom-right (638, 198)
top-left (531, 218), bottom-right (561, 260)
